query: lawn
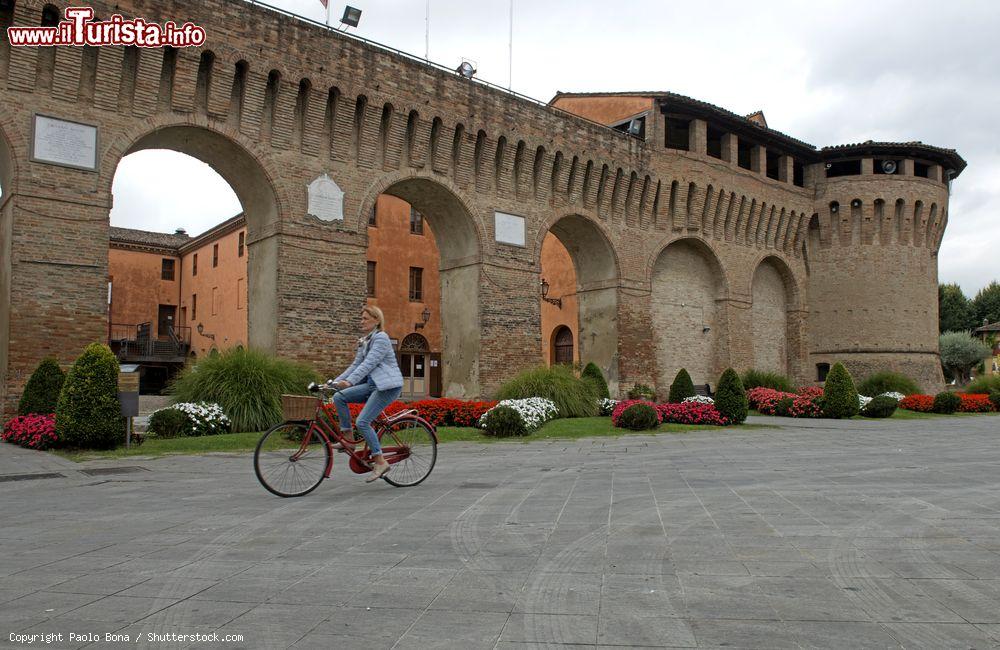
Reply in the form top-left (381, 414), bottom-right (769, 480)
top-left (54, 417), bottom-right (757, 461)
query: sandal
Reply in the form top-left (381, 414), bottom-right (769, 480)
top-left (365, 463), bottom-right (391, 483)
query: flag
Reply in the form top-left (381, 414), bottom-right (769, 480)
top-left (319, 0), bottom-right (328, 7)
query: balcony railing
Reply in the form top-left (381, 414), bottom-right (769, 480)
top-left (109, 323), bottom-right (190, 362)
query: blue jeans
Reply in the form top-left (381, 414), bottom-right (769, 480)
top-left (332, 381), bottom-right (401, 456)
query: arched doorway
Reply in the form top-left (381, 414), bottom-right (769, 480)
top-left (651, 238), bottom-right (727, 392)
top-left (751, 257), bottom-right (796, 375)
top-left (551, 326), bottom-right (574, 365)
top-left (399, 333), bottom-right (431, 398)
top-left (373, 176), bottom-right (481, 398)
top-left (539, 214), bottom-right (619, 392)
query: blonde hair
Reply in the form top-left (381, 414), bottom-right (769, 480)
top-left (362, 305), bottom-right (385, 330)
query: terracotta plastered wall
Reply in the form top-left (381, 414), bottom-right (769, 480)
top-left (180, 227), bottom-right (248, 356)
top-left (109, 248), bottom-right (181, 336)
top-left (540, 233), bottom-right (579, 365)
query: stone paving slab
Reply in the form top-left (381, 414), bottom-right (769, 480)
top-left (1, 415), bottom-right (1000, 649)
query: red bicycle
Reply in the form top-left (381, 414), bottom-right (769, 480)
top-left (253, 382), bottom-right (437, 497)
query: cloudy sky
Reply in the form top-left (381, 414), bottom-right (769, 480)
top-left (109, 0), bottom-right (1000, 296)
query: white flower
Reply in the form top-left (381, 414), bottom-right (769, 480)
top-left (858, 395), bottom-right (873, 409)
top-left (598, 398), bottom-right (618, 416)
top-left (683, 395), bottom-right (714, 405)
top-left (478, 397), bottom-right (558, 431)
top-left (153, 402), bottom-right (230, 435)
top-left (879, 392), bottom-right (904, 402)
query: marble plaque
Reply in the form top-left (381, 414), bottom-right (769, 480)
top-left (307, 174), bottom-right (345, 222)
top-left (31, 114), bottom-right (98, 171)
top-left (494, 211), bottom-right (526, 247)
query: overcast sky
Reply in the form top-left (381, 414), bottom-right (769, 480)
top-left (109, 0), bottom-right (1000, 296)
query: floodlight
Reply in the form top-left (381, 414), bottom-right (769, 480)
top-left (340, 6), bottom-right (361, 28)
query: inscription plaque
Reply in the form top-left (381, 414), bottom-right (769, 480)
top-left (494, 211), bottom-right (526, 247)
top-left (307, 174), bottom-right (345, 222)
top-left (31, 114), bottom-right (98, 171)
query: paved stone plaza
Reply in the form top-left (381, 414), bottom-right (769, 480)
top-left (2, 416), bottom-right (1000, 649)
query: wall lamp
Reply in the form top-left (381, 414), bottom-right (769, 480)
top-left (414, 306), bottom-right (431, 330)
top-left (540, 278), bottom-right (562, 309)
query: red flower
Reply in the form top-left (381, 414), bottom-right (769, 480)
top-left (899, 395), bottom-right (934, 412)
top-left (2, 414), bottom-right (57, 450)
top-left (958, 393), bottom-right (993, 413)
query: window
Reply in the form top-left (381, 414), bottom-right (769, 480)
top-left (913, 161), bottom-right (930, 178)
top-left (737, 139), bottom-right (753, 170)
top-left (192, 253), bottom-right (198, 276)
top-left (161, 258), bottom-right (175, 281)
top-left (766, 150), bottom-right (781, 181)
top-left (191, 294), bottom-right (197, 320)
top-left (238, 231), bottom-right (245, 257)
top-left (368, 204), bottom-right (377, 226)
top-left (793, 161), bottom-right (805, 187)
top-left (826, 159), bottom-right (862, 178)
top-left (212, 287), bottom-right (219, 315)
top-left (665, 117), bottom-right (690, 151)
top-left (366, 261), bottom-right (376, 297)
top-left (212, 243), bottom-right (219, 267)
top-left (237, 278), bottom-right (245, 309)
top-left (409, 208), bottom-right (424, 235)
top-left (706, 126), bottom-right (724, 159)
top-left (816, 363), bottom-right (830, 382)
top-left (409, 267), bottom-right (423, 302)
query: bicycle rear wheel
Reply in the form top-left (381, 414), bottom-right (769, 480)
top-left (254, 422), bottom-right (330, 497)
top-left (379, 417), bottom-right (437, 487)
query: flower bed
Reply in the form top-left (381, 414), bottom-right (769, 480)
top-left (899, 395), bottom-right (934, 412)
top-left (3, 414), bottom-right (58, 450)
top-left (598, 398), bottom-right (618, 416)
top-left (612, 399), bottom-right (728, 427)
top-left (682, 395), bottom-right (715, 405)
top-left (345, 398), bottom-right (498, 427)
top-left (479, 397), bottom-right (558, 431)
top-left (958, 393), bottom-right (993, 413)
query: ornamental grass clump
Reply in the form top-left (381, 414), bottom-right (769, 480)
top-left (616, 403), bottom-right (660, 431)
top-left (668, 369), bottom-right (696, 403)
top-left (581, 362), bottom-right (610, 400)
top-left (965, 375), bottom-right (1000, 394)
top-left (990, 390), bottom-right (1000, 411)
top-left (55, 343), bottom-right (125, 450)
top-left (481, 405), bottom-right (528, 437)
top-left (932, 391), bottom-right (961, 414)
top-left (495, 365), bottom-right (597, 418)
top-left (18, 357), bottom-right (65, 416)
top-left (714, 368), bottom-right (748, 424)
top-left (821, 362), bottom-right (859, 419)
top-left (168, 347), bottom-right (319, 432)
top-left (740, 369), bottom-right (795, 393)
top-left (856, 371), bottom-right (920, 398)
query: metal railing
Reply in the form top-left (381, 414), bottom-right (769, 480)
top-left (109, 323), bottom-right (190, 361)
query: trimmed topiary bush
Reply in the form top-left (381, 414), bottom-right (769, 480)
top-left (146, 407), bottom-right (190, 438)
top-left (18, 357), bottom-right (66, 416)
top-left (168, 347), bottom-right (319, 432)
top-left (822, 362), bottom-right (859, 419)
top-left (740, 369), bottom-right (795, 393)
top-left (668, 369), bottom-right (696, 403)
top-left (581, 362), bottom-right (610, 400)
top-left (856, 371), bottom-right (920, 398)
top-left (933, 391), bottom-right (961, 414)
top-left (495, 365), bottom-right (597, 418)
top-left (714, 368), bottom-right (748, 424)
top-left (627, 383), bottom-right (657, 401)
top-left (617, 403), bottom-right (660, 431)
top-left (482, 405), bottom-right (528, 437)
top-left (861, 395), bottom-right (898, 418)
top-left (55, 343), bottom-right (125, 450)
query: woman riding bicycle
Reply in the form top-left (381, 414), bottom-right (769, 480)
top-left (331, 305), bottom-right (403, 483)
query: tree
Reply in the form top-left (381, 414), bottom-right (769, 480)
top-left (18, 357), bottom-right (66, 416)
top-left (971, 281), bottom-right (1000, 327)
top-left (714, 368), bottom-right (747, 424)
top-left (939, 331), bottom-right (991, 385)
top-left (668, 368), bottom-right (695, 403)
top-left (939, 283), bottom-right (973, 333)
top-left (822, 362), bottom-right (859, 419)
top-left (55, 343), bottom-right (125, 449)
top-left (581, 362), bottom-right (610, 399)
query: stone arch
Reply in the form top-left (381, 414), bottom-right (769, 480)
top-left (534, 211), bottom-right (621, 392)
top-left (359, 171), bottom-right (483, 397)
top-left (649, 236), bottom-right (728, 393)
top-left (101, 120), bottom-right (284, 353)
top-left (750, 255), bottom-right (799, 375)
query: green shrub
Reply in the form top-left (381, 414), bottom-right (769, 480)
top-left (933, 391), bottom-right (961, 414)
top-left (55, 343), bottom-right (125, 450)
top-left (495, 365), bottom-right (597, 418)
top-left (617, 403), bottom-right (659, 431)
top-left (18, 357), bottom-right (66, 416)
top-left (861, 396), bottom-right (898, 418)
top-left (774, 396), bottom-right (794, 417)
top-left (822, 362), bottom-right (859, 419)
top-left (581, 362), bottom-right (610, 399)
top-left (668, 369), bottom-right (696, 403)
top-left (168, 347), bottom-right (319, 432)
top-left (856, 371), bottom-right (920, 397)
top-left (146, 408), bottom-right (190, 438)
top-left (627, 383), bottom-right (657, 401)
top-left (989, 390), bottom-right (1000, 411)
top-left (965, 375), bottom-right (1000, 394)
top-left (714, 368), bottom-right (747, 424)
top-left (740, 369), bottom-right (795, 393)
top-left (482, 405), bottom-right (528, 437)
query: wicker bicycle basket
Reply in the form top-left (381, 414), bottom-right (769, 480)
top-left (281, 394), bottom-right (319, 421)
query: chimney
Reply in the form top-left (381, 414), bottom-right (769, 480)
top-left (175, 228), bottom-right (187, 236)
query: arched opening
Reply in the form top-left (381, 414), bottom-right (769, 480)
top-left (540, 215), bottom-right (619, 392)
top-left (751, 256), bottom-right (796, 375)
top-left (399, 332), bottom-right (431, 398)
top-left (551, 326), bottom-right (574, 366)
top-left (108, 125), bottom-right (279, 392)
top-left (375, 177), bottom-right (481, 397)
top-left (651, 238), bottom-right (725, 393)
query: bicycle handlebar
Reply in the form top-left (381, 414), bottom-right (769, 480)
top-left (307, 381), bottom-right (342, 396)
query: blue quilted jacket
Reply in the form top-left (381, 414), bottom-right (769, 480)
top-left (335, 330), bottom-right (404, 390)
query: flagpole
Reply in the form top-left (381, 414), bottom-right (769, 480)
top-left (508, 0), bottom-right (513, 89)
top-left (326, 1), bottom-right (331, 27)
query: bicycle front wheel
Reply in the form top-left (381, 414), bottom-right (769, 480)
top-left (379, 417), bottom-right (437, 487)
top-left (254, 422), bottom-right (330, 497)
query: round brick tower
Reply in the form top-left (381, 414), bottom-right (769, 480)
top-left (806, 143), bottom-right (966, 392)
